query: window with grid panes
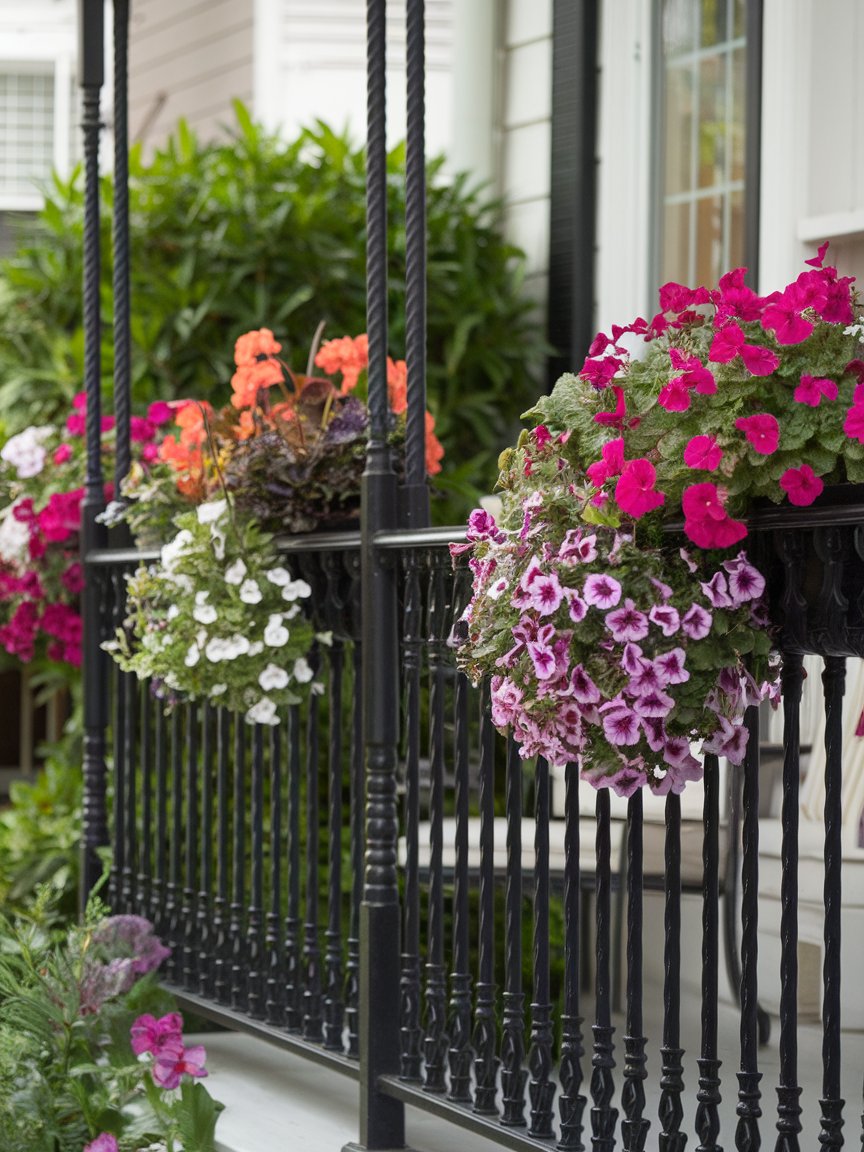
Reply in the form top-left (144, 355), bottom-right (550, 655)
top-left (657, 0), bottom-right (747, 287)
top-left (0, 68), bottom-right (56, 206)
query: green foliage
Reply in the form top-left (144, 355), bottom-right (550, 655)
top-left (0, 105), bottom-right (547, 521)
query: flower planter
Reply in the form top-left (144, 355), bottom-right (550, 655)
top-left (747, 484), bottom-right (864, 658)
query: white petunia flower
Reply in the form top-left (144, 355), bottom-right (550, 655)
top-left (197, 499), bottom-right (228, 525)
top-left (282, 578), bottom-right (312, 602)
top-left (248, 641), bottom-right (264, 656)
top-left (0, 425), bottom-right (53, 478)
top-left (205, 637), bottom-right (231, 662)
top-left (211, 683), bottom-right (227, 696)
top-left (224, 558), bottom-right (247, 585)
top-left (184, 644), bottom-right (200, 667)
top-left (160, 529), bottom-right (194, 573)
top-left (193, 603), bottom-right (218, 624)
top-left (293, 657), bottom-right (314, 683)
top-left (211, 525), bottom-right (226, 560)
top-left (317, 630), bottom-right (333, 647)
top-left (246, 696), bottom-right (279, 726)
top-left (259, 663), bottom-right (290, 691)
top-left (264, 617), bottom-right (290, 646)
top-left (239, 578), bottom-right (263, 604)
top-left (266, 567), bottom-right (292, 586)
top-left (283, 604), bottom-right (301, 621)
top-left (0, 509), bottom-right (31, 566)
top-left (195, 591), bottom-right (209, 605)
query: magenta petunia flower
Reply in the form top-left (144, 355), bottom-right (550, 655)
top-left (632, 689), bottom-right (675, 719)
top-left (654, 648), bottom-right (689, 684)
top-left (615, 458), bottom-right (665, 518)
top-left (648, 604), bottom-right (680, 636)
top-left (683, 435), bottom-right (722, 471)
top-left (605, 598), bottom-right (649, 642)
top-left (794, 373), bottom-right (838, 407)
top-left (657, 377), bottom-right (692, 412)
top-left (681, 603), bottom-right (713, 640)
top-left (152, 1042), bottom-right (208, 1091)
top-left (594, 384), bottom-right (627, 427)
top-left (131, 1012), bottom-right (183, 1057)
top-left (583, 574), bottom-right (622, 609)
top-left (620, 642), bottom-right (645, 676)
top-left (568, 664), bottom-right (601, 704)
top-left (527, 641), bottom-right (557, 680)
top-left (703, 716), bottom-right (750, 765)
top-left (740, 343), bottom-right (780, 376)
top-left (761, 286), bottom-right (815, 344)
top-left (559, 529), bottom-right (598, 564)
top-left (602, 705), bottom-right (641, 746)
top-left (708, 322), bottom-right (744, 363)
top-left (84, 1135), bottom-right (119, 1152)
top-left (525, 573), bottom-right (564, 616)
top-left (735, 413), bottom-right (779, 455)
top-left (627, 662), bottom-right (664, 696)
top-left (779, 464), bottom-right (824, 507)
top-left (843, 403), bottom-right (864, 443)
top-left (681, 482), bottom-right (748, 549)
top-left (564, 588), bottom-right (588, 622)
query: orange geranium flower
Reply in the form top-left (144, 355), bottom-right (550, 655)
top-left (234, 328), bottom-right (282, 368)
top-left (158, 433), bottom-right (203, 476)
top-left (314, 334), bottom-right (369, 392)
top-left (425, 411), bottom-right (444, 476)
top-left (174, 400), bottom-right (213, 448)
top-left (386, 358), bottom-right (407, 414)
top-left (230, 358), bottom-right (284, 410)
top-left (236, 410), bottom-right (257, 440)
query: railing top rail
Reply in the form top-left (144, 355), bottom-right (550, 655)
top-left (375, 525), bottom-right (466, 548)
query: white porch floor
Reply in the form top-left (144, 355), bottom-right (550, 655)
top-left (199, 987), bottom-right (864, 1152)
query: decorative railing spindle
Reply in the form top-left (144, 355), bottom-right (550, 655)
top-left (198, 703), bottom-right (215, 997)
top-left (774, 652), bottom-right (803, 1152)
top-left (529, 757), bottom-right (556, 1137)
top-left (345, 608), bottom-right (364, 1056)
top-left (622, 789), bottom-right (649, 1152)
top-left (447, 664), bottom-right (473, 1103)
top-left (181, 703), bottom-right (198, 990)
top-left (110, 574), bottom-right (126, 911)
top-left (303, 644), bottom-right (323, 1041)
top-left (230, 719), bottom-right (246, 1010)
top-left (247, 724), bottom-right (265, 1018)
top-left (501, 736), bottom-right (528, 1127)
top-left (591, 788), bottom-right (618, 1152)
top-left (153, 707), bottom-right (168, 943)
top-left (400, 549), bottom-right (424, 1081)
top-left (324, 638), bottom-right (346, 1050)
top-left (266, 723), bottom-right (284, 1025)
top-left (424, 549), bottom-right (449, 1093)
top-left (167, 709), bottom-right (183, 980)
top-left (696, 756), bottom-right (722, 1152)
top-left (473, 680), bottom-right (499, 1117)
top-left (820, 655), bottom-right (846, 1151)
top-left (139, 689), bottom-right (153, 922)
top-left (284, 705), bottom-right (302, 1031)
top-left (558, 762), bottom-right (586, 1150)
top-left (213, 708), bottom-right (231, 1004)
top-left (659, 792), bottom-right (685, 1152)
top-left (111, 0), bottom-right (131, 493)
top-left (121, 660), bottom-right (137, 913)
top-left (736, 707), bottom-right (763, 1152)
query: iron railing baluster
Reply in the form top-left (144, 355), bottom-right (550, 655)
top-left (247, 723), bottom-right (265, 1018)
top-left (346, 625), bottom-right (364, 1056)
top-left (736, 707), bottom-right (763, 1151)
top-left (558, 762), bottom-right (586, 1150)
top-left (167, 709), bottom-right (183, 979)
top-left (501, 736), bottom-right (528, 1127)
top-left (181, 703), bottom-right (198, 990)
top-left (213, 708), bottom-right (230, 1004)
top-left (112, 0), bottom-right (131, 493)
top-left (659, 792), bottom-right (685, 1152)
top-left (697, 756), bottom-right (722, 1152)
top-left (198, 703), bottom-right (214, 997)
top-left (400, 549), bottom-right (423, 1080)
top-left (139, 687), bottom-right (153, 923)
top-left (591, 788), bottom-right (618, 1152)
top-left (230, 718), bottom-right (246, 1010)
top-left (285, 704), bottom-right (302, 1031)
top-left (820, 655), bottom-right (846, 1150)
top-left (303, 645), bottom-right (323, 1041)
top-left (622, 789), bottom-right (649, 1152)
top-left (424, 549), bottom-right (449, 1092)
top-left (111, 573), bottom-right (126, 911)
top-left (324, 638), bottom-right (346, 1050)
top-left (122, 659), bottom-right (137, 913)
top-left (529, 756), bottom-right (556, 1137)
top-left (154, 707), bottom-right (168, 943)
top-left (473, 681), bottom-right (499, 1117)
top-left (266, 722), bottom-right (284, 1025)
top-left (447, 666), bottom-right (473, 1103)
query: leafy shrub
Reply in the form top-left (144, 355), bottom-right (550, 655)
top-left (0, 104), bottom-right (547, 521)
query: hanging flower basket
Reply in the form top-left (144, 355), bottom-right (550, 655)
top-left (454, 245), bottom-right (864, 793)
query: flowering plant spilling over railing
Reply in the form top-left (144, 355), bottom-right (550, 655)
top-left (0, 908), bottom-right (221, 1151)
top-left (121, 328), bottom-right (443, 540)
top-left (108, 327), bottom-right (440, 721)
top-left (0, 395), bottom-right (169, 667)
top-left (455, 247), bottom-right (863, 793)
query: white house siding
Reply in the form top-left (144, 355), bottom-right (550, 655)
top-left (128, 0), bottom-right (255, 153)
top-left (499, 0), bottom-right (552, 318)
top-left (254, 0), bottom-right (454, 156)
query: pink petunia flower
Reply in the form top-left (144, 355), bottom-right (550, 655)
top-left (681, 603), bottom-right (713, 640)
top-left (648, 604), bottom-right (680, 636)
top-left (683, 435), bottom-right (722, 471)
top-left (583, 573), bottom-right (622, 609)
top-left (615, 458), bottom-right (665, 518)
top-left (568, 664), bottom-right (601, 704)
top-left (654, 648), bottom-right (689, 684)
top-left (130, 1011), bottom-right (184, 1057)
top-left (735, 413), bottom-right (779, 455)
top-left (605, 598), bottom-right (649, 642)
top-left (53, 444), bottom-right (72, 465)
top-left (681, 482), bottom-right (748, 550)
top-left (703, 716), bottom-right (750, 765)
top-left (723, 553), bottom-right (766, 602)
top-left (84, 1135), bottom-right (119, 1152)
top-left (700, 571), bottom-right (733, 608)
top-left (525, 573), bottom-right (564, 616)
top-left (602, 705), bottom-right (641, 746)
top-left (794, 374), bottom-right (838, 407)
top-left (632, 689), bottom-right (675, 719)
top-left (844, 402), bottom-right (864, 443)
top-left (564, 588), bottom-right (588, 622)
top-left (586, 438), bottom-right (626, 487)
top-left (779, 464), bottom-right (824, 507)
top-left (657, 377), bottom-right (692, 412)
top-left (620, 642), bottom-right (645, 676)
top-left (761, 284), bottom-right (815, 344)
top-left (709, 322), bottom-right (744, 363)
top-left (152, 1041), bottom-right (208, 1091)
top-left (740, 343), bottom-right (780, 376)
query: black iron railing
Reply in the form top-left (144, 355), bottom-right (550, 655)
top-left (76, 2), bottom-right (864, 1150)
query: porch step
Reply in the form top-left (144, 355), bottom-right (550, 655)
top-left (198, 1032), bottom-right (497, 1152)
